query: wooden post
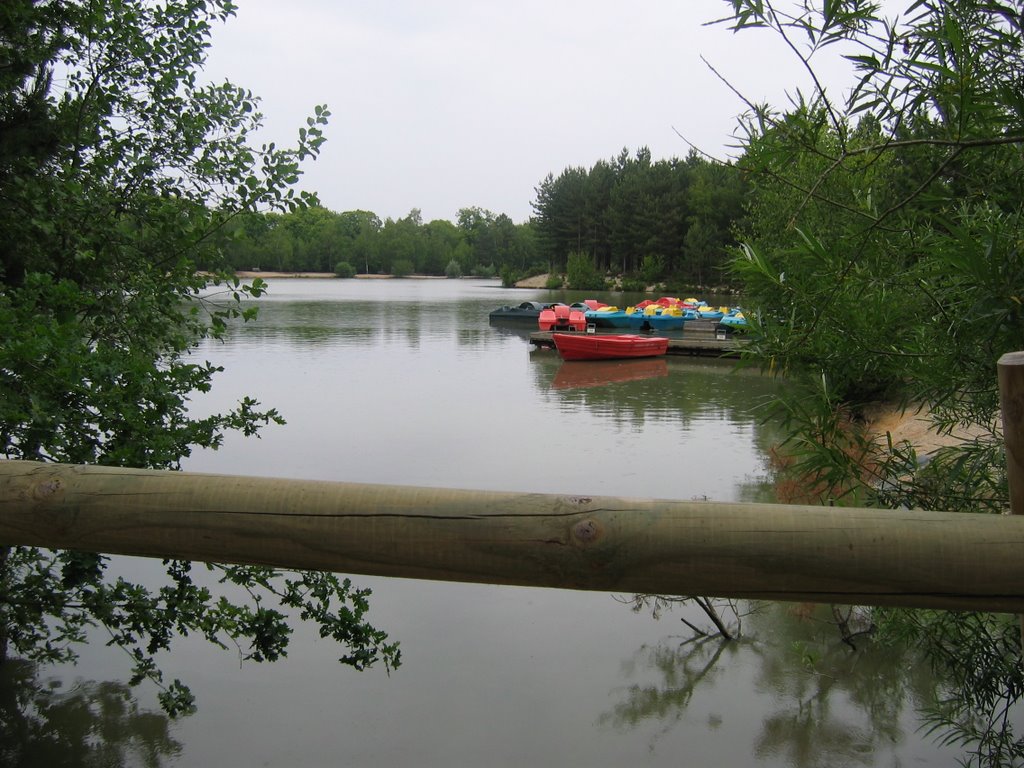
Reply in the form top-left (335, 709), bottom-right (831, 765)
top-left (3, 460), bottom-right (1024, 612)
top-left (997, 351), bottom-right (1024, 643)
top-left (999, 352), bottom-right (1024, 516)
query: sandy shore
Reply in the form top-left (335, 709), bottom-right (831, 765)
top-left (513, 273), bottom-right (551, 288)
top-left (864, 403), bottom-right (990, 456)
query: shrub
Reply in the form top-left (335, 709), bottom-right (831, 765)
top-left (499, 266), bottom-right (519, 287)
top-left (566, 251), bottom-right (607, 291)
top-left (472, 263), bottom-right (496, 279)
top-left (391, 259), bottom-right (413, 277)
top-left (333, 261), bottom-right (356, 278)
top-left (444, 259), bottom-right (462, 278)
top-left (639, 254), bottom-right (664, 285)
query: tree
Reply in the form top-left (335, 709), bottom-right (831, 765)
top-left (531, 147), bottom-right (744, 286)
top-left (532, 167), bottom-right (589, 272)
top-left (683, 152), bottom-right (747, 286)
top-left (0, 0), bottom-right (398, 717)
top-left (377, 210), bottom-right (422, 274)
top-left (722, 1), bottom-right (1024, 764)
top-left (337, 210), bottom-right (383, 274)
top-left (277, 204), bottom-right (345, 271)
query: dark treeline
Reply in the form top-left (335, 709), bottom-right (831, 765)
top-left (215, 146), bottom-right (746, 289)
top-left (534, 148), bottom-right (746, 287)
top-left (215, 205), bottom-right (537, 281)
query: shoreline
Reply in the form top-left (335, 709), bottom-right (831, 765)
top-left (229, 271), bottom-right (986, 456)
top-left (231, 271), bottom-right (549, 288)
top-left (864, 403), bottom-right (990, 458)
top-left (232, 271), bottom-right (448, 280)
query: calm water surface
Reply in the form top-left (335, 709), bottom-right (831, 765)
top-left (24, 279), bottom-right (957, 766)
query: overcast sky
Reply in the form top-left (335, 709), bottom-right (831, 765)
top-left (202, 1), bottom-right (854, 224)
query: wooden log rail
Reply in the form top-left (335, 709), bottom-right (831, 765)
top-left (2, 460), bottom-right (1024, 613)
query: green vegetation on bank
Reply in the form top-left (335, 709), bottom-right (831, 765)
top-left (724, 2), bottom-right (1024, 765)
top-left (0, 0), bottom-right (398, 717)
top-left (215, 205), bottom-right (538, 282)
top-left (208, 147), bottom-right (746, 292)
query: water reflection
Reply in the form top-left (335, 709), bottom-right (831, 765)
top-left (600, 601), bottom-right (944, 766)
top-left (14, 279), bottom-right (957, 765)
top-left (224, 286), bottom-right (532, 352)
top-left (748, 605), bottom-right (934, 767)
top-left (551, 359), bottom-right (669, 390)
top-left (528, 350), bottom-right (782, 501)
top-left (601, 634), bottom-right (738, 733)
top-left (0, 660), bottom-right (181, 767)
top-left (485, 320), bottom-right (536, 341)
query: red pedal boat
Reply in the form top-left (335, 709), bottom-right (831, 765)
top-left (538, 303), bottom-right (587, 332)
top-left (551, 332), bottom-right (669, 361)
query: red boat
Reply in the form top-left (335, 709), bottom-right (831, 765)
top-left (551, 332), bottom-right (669, 361)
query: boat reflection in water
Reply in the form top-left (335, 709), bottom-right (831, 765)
top-left (551, 357), bottom-right (669, 390)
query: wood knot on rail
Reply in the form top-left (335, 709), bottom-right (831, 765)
top-left (572, 518), bottom-right (602, 545)
top-left (33, 478), bottom-right (63, 501)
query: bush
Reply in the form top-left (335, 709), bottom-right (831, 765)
top-left (619, 276), bottom-right (647, 293)
top-left (664, 275), bottom-right (700, 296)
top-left (391, 259), bottom-right (413, 277)
top-left (471, 263), bottom-right (496, 279)
top-left (444, 259), bottom-right (462, 278)
top-left (500, 266), bottom-right (520, 287)
top-left (566, 251), bottom-right (607, 291)
top-left (639, 254), bottom-right (664, 285)
top-left (333, 261), bottom-right (356, 278)
top-left (544, 273), bottom-right (564, 289)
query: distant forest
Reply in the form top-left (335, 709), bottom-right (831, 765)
top-left (214, 147), bottom-right (746, 289)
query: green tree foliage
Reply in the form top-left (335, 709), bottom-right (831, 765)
top-left (723, 1), bottom-right (1024, 763)
top-left (532, 147), bottom-right (746, 286)
top-left (0, 0), bottom-right (399, 716)
top-left (221, 204), bottom-right (537, 278)
top-left (566, 251), bottom-right (608, 291)
top-left (390, 258), bottom-right (414, 277)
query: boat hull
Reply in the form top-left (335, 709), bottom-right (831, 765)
top-left (626, 312), bottom-right (685, 331)
top-left (552, 333), bottom-right (669, 361)
top-left (488, 301), bottom-right (546, 322)
top-left (718, 313), bottom-right (747, 330)
top-left (584, 309), bottom-right (632, 328)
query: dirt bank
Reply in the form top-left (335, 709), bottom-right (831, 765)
top-left (864, 403), bottom-right (990, 456)
top-left (513, 273), bottom-right (551, 288)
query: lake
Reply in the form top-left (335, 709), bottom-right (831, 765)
top-left (17, 278), bottom-right (958, 766)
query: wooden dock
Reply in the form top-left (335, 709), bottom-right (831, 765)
top-left (530, 320), bottom-right (745, 358)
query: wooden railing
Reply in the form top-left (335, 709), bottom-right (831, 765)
top-left (0, 352), bottom-right (1021, 614)
top-left (0, 459), bottom-right (1020, 612)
